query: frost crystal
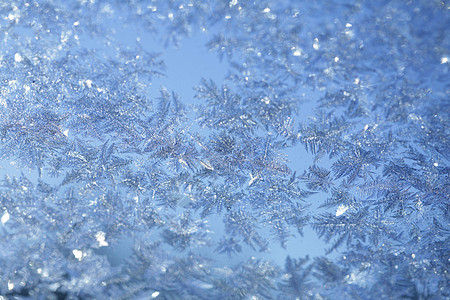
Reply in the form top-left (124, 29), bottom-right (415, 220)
top-left (72, 250), bottom-right (83, 261)
top-left (14, 53), bottom-right (22, 62)
top-left (335, 205), bottom-right (349, 217)
top-left (0, 0), bottom-right (448, 299)
top-left (0, 211), bottom-right (9, 224)
top-left (95, 231), bottom-right (109, 247)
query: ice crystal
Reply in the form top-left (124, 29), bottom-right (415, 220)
top-left (0, 0), bottom-right (448, 298)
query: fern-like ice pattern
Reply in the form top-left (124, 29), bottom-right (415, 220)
top-left (0, 0), bottom-right (448, 299)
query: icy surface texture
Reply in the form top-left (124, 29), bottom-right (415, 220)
top-left (0, 0), bottom-right (448, 299)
